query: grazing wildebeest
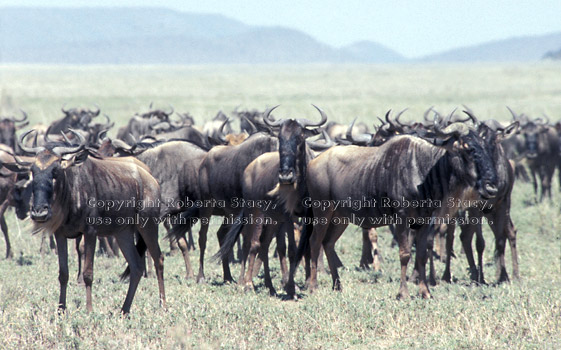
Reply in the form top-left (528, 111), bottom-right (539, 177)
top-left (6, 130), bottom-right (165, 314)
top-left (0, 110), bottom-right (29, 152)
top-left (295, 114), bottom-right (499, 299)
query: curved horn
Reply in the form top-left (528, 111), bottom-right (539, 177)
top-left (539, 113), bottom-right (550, 125)
top-left (97, 128), bottom-right (109, 141)
top-left (423, 106), bottom-right (435, 122)
top-left (91, 104), bottom-right (100, 116)
top-left (297, 104), bottom-right (328, 128)
top-left (18, 130), bottom-right (45, 154)
top-left (395, 108), bottom-right (409, 127)
top-left (307, 129), bottom-right (335, 150)
top-left (44, 125), bottom-right (58, 143)
top-left (13, 109), bottom-right (29, 123)
top-left (462, 110), bottom-right (479, 126)
top-left (217, 118), bottom-right (229, 144)
top-left (241, 115), bottom-right (258, 134)
top-left (506, 106), bottom-right (519, 121)
top-left (52, 129), bottom-right (86, 156)
top-left (384, 110), bottom-right (399, 130)
top-left (61, 103), bottom-right (70, 115)
top-left (262, 105), bottom-right (282, 127)
top-left (101, 114), bottom-right (112, 126)
top-left (346, 117), bottom-right (358, 141)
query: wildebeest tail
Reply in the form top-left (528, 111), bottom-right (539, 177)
top-left (294, 207), bottom-right (314, 265)
top-left (213, 210), bottom-right (245, 262)
top-left (165, 207), bottom-right (200, 241)
top-left (120, 233), bottom-right (148, 281)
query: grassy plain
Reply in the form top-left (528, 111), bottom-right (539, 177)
top-left (0, 64), bottom-right (560, 349)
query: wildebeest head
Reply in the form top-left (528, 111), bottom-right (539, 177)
top-left (434, 112), bottom-right (502, 199)
top-left (61, 105), bottom-right (100, 130)
top-left (12, 177), bottom-right (32, 220)
top-left (263, 105), bottom-right (327, 185)
top-left (9, 129), bottom-right (87, 222)
top-left (0, 110), bottom-right (29, 149)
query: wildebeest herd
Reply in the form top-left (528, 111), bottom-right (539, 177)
top-left (0, 104), bottom-right (557, 314)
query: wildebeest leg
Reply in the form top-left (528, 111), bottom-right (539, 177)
top-left (427, 225), bottom-right (438, 287)
top-left (414, 224), bottom-right (432, 299)
top-left (459, 219), bottom-right (478, 282)
top-left (109, 236), bottom-right (120, 257)
top-left (76, 235), bottom-right (85, 285)
top-left (197, 209), bottom-right (212, 283)
top-left (82, 232), bottom-right (97, 313)
top-left (441, 222), bottom-right (456, 283)
top-left (0, 201), bottom-right (12, 259)
top-left (276, 221), bottom-right (290, 286)
top-left (176, 234), bottom-right (194, 279)
top-left (540, 164), bottom-right (554, 201)
top-left (98, 237), bottom-right (115, 258)
top-left (396, 223), bottom-right (412, 300)
top-left (488, 211), bottom-right (509, 283)
top-left (474, 223), bottom-right (486, 284)
top-left (114, 230), bottom-right (144, 315)
top-left (50, 235), bottom-right (57, 254)
top-left (187, 227), bottom-right (196, 251)
top-left (530, 166), bottom-right (538, 200)
top-left (359, 230), bottom-right (374, 267)
top-left (216, 223), bottom-right (234, 283)
top-left (506, 218), bottom-right (519, 280)
top-left (55, 233), bottom-right (69, 311)
top-left (259, 222), bottom-right (281, 295)
top-left (323, 222), bottom-right (348, 291)
top-left (138, 221), bottom-right (166, 309)
top-left (242, 210), bottom-right (264, 291)
top-left (308, 209), bottom-right (335, 293)
top-left (317, 246), bottom-right (326, 274)
top-left (164, 221), bottom-right (178, 254)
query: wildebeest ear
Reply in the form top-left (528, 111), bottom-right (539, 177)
top-left (0, 162), bottom-right (30, 173)
top-left (497, 121), bottom-right (519, 142)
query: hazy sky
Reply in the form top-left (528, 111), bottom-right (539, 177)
top-left (2, 0), bottom-right (561, 58)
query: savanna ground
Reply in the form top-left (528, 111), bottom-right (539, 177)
top-left (0, 64), bottom-right (560, 349)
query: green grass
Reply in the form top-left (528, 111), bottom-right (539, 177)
top-left (0, 63), bottom-right (561, 349)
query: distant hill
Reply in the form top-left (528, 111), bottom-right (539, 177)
top-left (0, 7), bottom-right (402, 64)
top-left (419, 32), bottom-right (561, 63)
top-left (543, 47), bottom-right (561, 60)
top-left (340, 41), bottom-right (406, 63)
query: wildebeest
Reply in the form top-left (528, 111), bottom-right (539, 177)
top-left (295, 114), bottom-right (500, 299)
top-left (169, 107), bottom-right (282, 284)
top-left (0, 110), bottom-right (29, 152)
top-left (508, 108), bottom-right (559, 201)
top-left (6, 129), bottom-right (165, 314)
top-left (436, 114), bottom-right (520, 285)
top-left (115, 105), bottom-right (175, 145)
top-left (48, 105), bottom-right (101, 134)
top-left (217, 105), bottom-right (329, 295)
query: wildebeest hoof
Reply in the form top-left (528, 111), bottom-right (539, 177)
top-left (441, 273), bottom-right (452, 284)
